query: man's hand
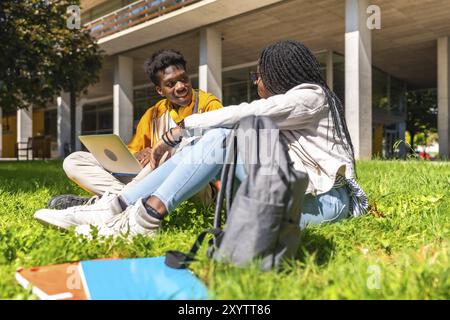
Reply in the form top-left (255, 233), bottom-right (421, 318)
top-left (135, 147), bottom-right (152, 167)
top-left (170, 126), bottom-right (184, 142)
top-left (150, 139), bottom-right (173, 170)
top-left (147, 127), bottom-right (184, 170)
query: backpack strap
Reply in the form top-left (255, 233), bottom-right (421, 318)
top-left (213, 124), bottom-right (238, 229)
top-left (225, 134), bottom-right (237, 213)
top-left (165, 228), bottom-right (222, 269)
top-left (165, 121), bottom-right (238, 270)
top-left (193, 90), bottom-right (199, 114)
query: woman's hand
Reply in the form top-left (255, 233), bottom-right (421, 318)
top-left (134, 147), bottom-right (152, 167)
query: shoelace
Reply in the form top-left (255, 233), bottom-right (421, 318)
top-left (90, 191), bottom-right (112, 205)
top-left (103, 205), bottom-right (134, 233)
top-left (68, 192), bottom-right (114, 214)
top-left (84, 195), bottom-right (100, 206)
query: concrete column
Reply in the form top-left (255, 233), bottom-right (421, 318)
top-left (326, 50), bottom-right (334, 91)
top-left (438, 36), bottom-right (450, 158)
top-left (76, 99), bottom-right (84, 151)
top-left (57, 93), bottom-right (70, 158)
top-left (345, 0), bottom-right (372, 159)
top-left (113, 55), bottom-right (134, 144)
top-left (199, 27), bottom-right (222, 101)
top-left (17, 106), bottom-right (33, 160)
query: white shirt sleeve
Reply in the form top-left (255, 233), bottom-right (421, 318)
top-left (184, 84), bottom-right (326, 130)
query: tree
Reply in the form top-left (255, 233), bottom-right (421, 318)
top-left (0, 0), bottom-right (103, 151)
top-left (405, 89), bottom-right (437, 152)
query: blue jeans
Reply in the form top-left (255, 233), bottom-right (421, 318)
top-left (120, 128), bottom-right (350, 229)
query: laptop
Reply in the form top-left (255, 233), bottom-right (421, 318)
top-left (79, 134), bottom-right (142, 175)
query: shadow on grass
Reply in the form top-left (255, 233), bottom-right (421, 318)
top-left (165, 204), bottom-right (336, 268)
top-left (296, 228), bottom-right (335, 267)
top-left (0, 160), bottom-right (82, 195)
top-left (163, 201), bottom-right (216, 233)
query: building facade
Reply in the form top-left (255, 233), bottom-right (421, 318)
top-left (1, 0), bottom-right (449, 160)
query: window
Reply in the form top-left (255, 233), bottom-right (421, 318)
top-left (222, 67), bottom-right (258, 106)
top-left (390, 77), bottom-right (406, 114)
top-left (82, 102), bottom-right (113, 135)
top-left (44, 109), bottom-right (57, 140)
top-left (315, 52), bottom-right (328, 81)
top-left (332, 52), bottom-right (345, 104)
top-left (372, 67), bottom-right (389, 110)
top-left (133, 86), bottom-right (161, 129)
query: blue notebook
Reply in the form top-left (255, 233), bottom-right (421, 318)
top-left (79, 257), bottom-right (208, 300)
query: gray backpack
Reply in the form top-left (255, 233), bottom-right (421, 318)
top-left (165, 116), bottom-right (309, 271)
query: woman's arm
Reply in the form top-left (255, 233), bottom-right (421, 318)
top-left (184, 84), bottom-right (326, 130)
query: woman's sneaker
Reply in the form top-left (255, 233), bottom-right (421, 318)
top-left (47, 194), bottom-right (98, 210)
top-left (34, 192), bottom-right (123, 230)
top-left (75, 198), bottom-right (161, 239)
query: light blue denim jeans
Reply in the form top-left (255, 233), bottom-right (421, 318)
top-left (120, 128), bottom-right (350, 229)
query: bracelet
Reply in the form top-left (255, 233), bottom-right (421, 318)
top-left (165, 130), bottom-right (178, 146)
top-left (161, 132), bottom-right (177, 147)
top-left (169, 127), bottom-right (183, 144)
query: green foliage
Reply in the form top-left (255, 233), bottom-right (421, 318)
top-left (405, 89), bottom-right (437, 150)
top-left (0, 0), bottom-right (103, 112)
top-left (0, 160), bottom-right (449, 299)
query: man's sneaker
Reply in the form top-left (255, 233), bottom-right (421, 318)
top-left (47, 194), bottom-right (98, 210)
top-left (34, 192), bottom-right (123, 230)
top-left (75, 198), bottom-right (161, 239)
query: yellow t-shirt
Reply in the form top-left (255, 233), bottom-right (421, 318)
top-left (127, 89), bottom-right (223, 153)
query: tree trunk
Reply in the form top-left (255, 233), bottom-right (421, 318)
top-left (70, 90), bottom-right (76, 153)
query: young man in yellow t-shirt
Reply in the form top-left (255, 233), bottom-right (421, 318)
top-left (48, 49), bottom-right (222, 209)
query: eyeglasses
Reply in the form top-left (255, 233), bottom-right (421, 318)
top-left (249, 71), bottom-right (260, 84)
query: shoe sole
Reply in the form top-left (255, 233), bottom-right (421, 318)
top-left (34, 211), bottom-right (76, 230)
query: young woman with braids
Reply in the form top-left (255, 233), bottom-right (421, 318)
top-left (35, 40), bottom-right (368, 238)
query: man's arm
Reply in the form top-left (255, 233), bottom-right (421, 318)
top-left (127, 107), bottom-right (156, 167)
top-left (128, 107), bottom-right (155, 153)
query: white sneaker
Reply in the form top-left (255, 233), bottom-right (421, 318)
top-left (34, 192), bottom-right (123, 230)
top-left (75, 198), bottom-right (161, 239)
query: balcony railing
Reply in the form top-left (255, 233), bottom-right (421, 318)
top-left (84, 0), bottom-right (201, 39)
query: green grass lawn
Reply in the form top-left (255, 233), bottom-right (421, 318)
top-left (0, 160), bottom-right (449, 299)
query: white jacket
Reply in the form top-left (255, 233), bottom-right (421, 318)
top-left (184, 83), bottom-right (355, 195)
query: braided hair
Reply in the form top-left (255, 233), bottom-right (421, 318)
top-left (258, 40), bottom-right (355, 164)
